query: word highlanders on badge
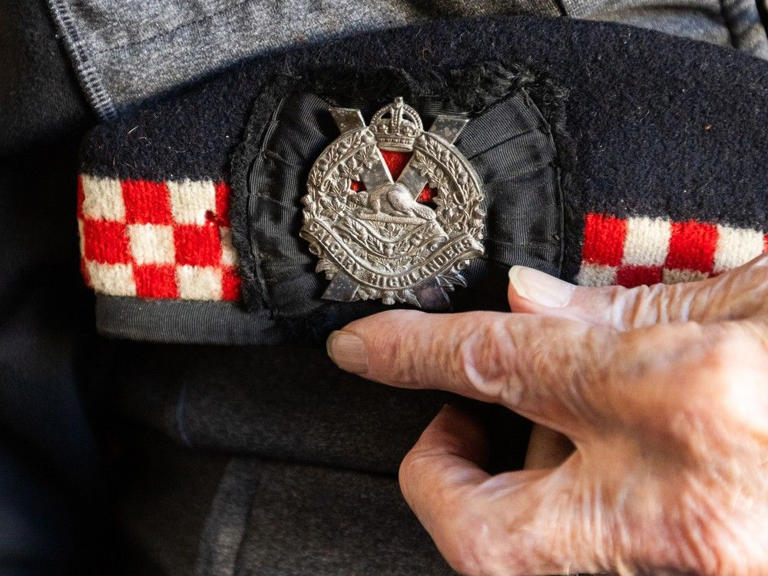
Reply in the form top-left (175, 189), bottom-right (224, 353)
top-left (300, 97), bottom-right (485, 309)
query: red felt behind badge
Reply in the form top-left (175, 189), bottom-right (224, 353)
top-left (379, 150), bottom-right (436, 203)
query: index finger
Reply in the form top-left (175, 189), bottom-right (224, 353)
top-left (327, 309), bottom-right (611, 435)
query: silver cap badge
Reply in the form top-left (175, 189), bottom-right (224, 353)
top-left (300, 98), bottom-right (485, 309)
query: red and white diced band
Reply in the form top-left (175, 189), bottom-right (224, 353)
top-left (76, 176), bottom-right (768, 302)
top-left (77, 175), bottom-right (241, 301)
top-left (578, 213), bottom-right (768, 288)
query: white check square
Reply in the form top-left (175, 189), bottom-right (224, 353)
top-left (713, 225), bottom-right (765, 274)
top-left (220, 227), bottom-right (238, 266)
top-left (177, 265), bottom-right (222, 299)
top-left (168, 179), bottom-right (216, 225)
top-left (81, 175), bottom-right (125, 221)
top-left (622, 217), bottom-right (671, 267)
top-left (577, 263), bottom-right (617, 287)
top-left (85, 262), bottom-right (136, 296)
top-left (128, 224), bottom-right (175, 265)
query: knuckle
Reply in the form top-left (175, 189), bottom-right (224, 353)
top-left (611, 324), bottom-right (752, 441)
top-left (452, 314), bottom-right (594, 414)
top-left (397, 449), bottom-right (417, 497)
top-left (693, 326), bottom-right (757, 404)
top-left (384, 309), bottom-right (419, 346)
top-left (707, 258), bottom-right (768, 320)
top-left (705, 324), bottom-right (750, 363)
top-left (397, 444), bottom-right (444, 507)
top-left (612, 281), bottom-right (694, 329)
top-left (453, 314), bottom-right (512, 400)
top-left (657, 324), bottom-right (765, 453)
top-left (613, 282), bottom-right (663, 328)
top-left (439, 510), bottom-right (504, 576)
top-left (669, 324), bottom-right (748, 394)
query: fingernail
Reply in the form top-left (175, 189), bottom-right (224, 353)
top-left (326, 330), bottom-right (369, 374)
top-left (508, 266), bottom-right (575, 308)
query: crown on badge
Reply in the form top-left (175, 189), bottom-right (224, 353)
top-left (370, 97), bottom-right (423, 151)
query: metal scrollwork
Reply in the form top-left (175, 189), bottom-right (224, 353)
top-left (300, 97), bottom-right (485, 309)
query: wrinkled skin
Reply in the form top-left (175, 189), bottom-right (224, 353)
top-left (326, 255), bottom-right (768, 575)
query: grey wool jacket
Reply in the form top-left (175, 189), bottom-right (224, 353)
top-left (49, 0), bottom-right (768, 119)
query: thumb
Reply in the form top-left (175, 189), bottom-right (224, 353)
top-left (507, 255), bottom-right (768, 330)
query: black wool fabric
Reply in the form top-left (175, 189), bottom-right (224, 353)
top-left (80, 16), bottom-right (768, 287)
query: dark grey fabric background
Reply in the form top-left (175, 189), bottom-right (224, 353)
top-left (0, 3), bottom-right (101, 574)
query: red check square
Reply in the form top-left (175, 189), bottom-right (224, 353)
top-left (666, 221), bottom-right (718, 273)
top-left (174, 223), bottom-right (222, 266)
top-left (215, 182), bottom-right (231, 227)
top-left (616, 265), bottom-right (663, 287)
top-left (582, 213), bottom-right (626, 267)
top-left (82, 220), bottom-right (130, 264)
top-left (134, 264), bottom-right (178, 298)
top-left (222, 266), bottom-right (241, 301)
top-left (122, 180), bottom-right (172, 224)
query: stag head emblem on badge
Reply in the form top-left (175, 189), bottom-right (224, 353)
top-left (300, 97), bottom-right (485, 309)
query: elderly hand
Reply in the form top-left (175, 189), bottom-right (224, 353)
top-left (326, 257), bottom-right (768, 575)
